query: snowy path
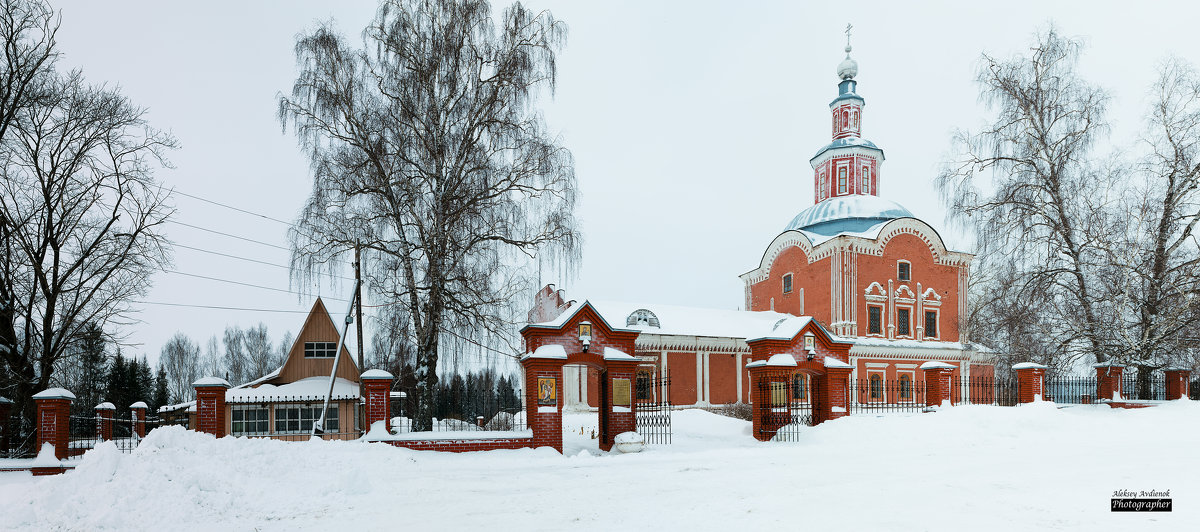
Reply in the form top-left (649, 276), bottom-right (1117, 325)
top-left (1, 402), bottom-right (1197, 531)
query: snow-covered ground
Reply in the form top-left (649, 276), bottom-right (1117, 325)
top-left (2, 401), bottom-right (1198, 531)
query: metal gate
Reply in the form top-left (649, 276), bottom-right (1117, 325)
top-left (756, 372), bottom-right (820, 442)
top-left (635, 370), bottom-right (672, 444)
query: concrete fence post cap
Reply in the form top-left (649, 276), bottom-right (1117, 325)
top-left (1163, 367), bottom-right (1192, 372)
top-left (192, 376), bottom-right (232, 388)
top-left (130, 401), bottom-right (148, 409)
top-left (1090, 361), bottom-right (1125, 368)
top-left (920, 361), bottom-right (956, 370)
top-left (32, 388), bottom-right (77, 400)
top-left (1011, 362), bottom-right (1048, 370)
top-left (95, 402), bottom-right (116, 410)
top-left (0, 396), bottom-right (13, 404)
top-left (361, 369), bottom-right (395, 380)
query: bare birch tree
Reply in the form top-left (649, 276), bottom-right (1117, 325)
top-left (939, 27), bottom-right (1113, 367)
top-left (279, 0), bottom-right (579, 430)
top-left (160, 332), bottom-right (201, 404)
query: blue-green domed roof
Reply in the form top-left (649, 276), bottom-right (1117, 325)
top-left (785, 195), bottom-right (913, 237)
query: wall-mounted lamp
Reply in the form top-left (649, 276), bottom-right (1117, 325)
top-left (804, 333), bottom-right (816, 361)
top-left (579, 321), bottom-right (592, 353)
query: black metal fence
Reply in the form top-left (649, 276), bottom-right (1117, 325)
top-left (951, 376), bottom-right (1019, 406)
top-left (66, 414), bottom-right (169, 455)
top-left (636, 371), bottom-right (672, 444)
top-left (389, 410), bottom-right (528, 434)
top-left (849, 378), bottom-right (927, 414)
top-left (2, 415), bottom-right (35, 458)
top-left (754, 374), bottom-right (821, 442)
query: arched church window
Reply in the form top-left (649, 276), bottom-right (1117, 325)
top-left (636, 370), bottom-right (652, 401)
top-left (792, 373), bottom-right (807, 401)
top-left (869, 374), bottom-right (883, 400)
top-left (852, 110), bottom-right (859, 129)
top-left (899, 374), bottom-right (912, 400)
top-left (626, 309), bottom-right (660, 328)
top-left (842, 110), bottom-right (849, 131)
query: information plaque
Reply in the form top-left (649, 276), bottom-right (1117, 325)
top-left (612, 378), bottom-right (631, 407)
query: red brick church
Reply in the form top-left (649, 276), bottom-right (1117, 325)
top-left (525, 41), bottom-right (994, 409)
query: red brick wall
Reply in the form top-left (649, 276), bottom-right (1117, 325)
top-left (667, 352), bottom-right (697, 404)
top-left (381, 438), bottom-right (534, 452)
top-left (195, 385), bottom-right (228, 437)
top-left (750, 247), bottom-right (831, 319)
top-left (363, 377), bottom-right (393, 432)
top-left (708, 353), bottom-right (738, 404)
top-left (36, 398), bottom-right (71, 460)
top-left (855, 233), bottom-right (962, 341)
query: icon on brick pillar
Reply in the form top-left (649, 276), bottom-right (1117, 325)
top-left (578, 321), bottom-right (592, 352)
top-left (537, 377), bottom-right (556, 406)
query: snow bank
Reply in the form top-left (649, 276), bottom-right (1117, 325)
top-left (4, 403), bottom-right (1200, 530)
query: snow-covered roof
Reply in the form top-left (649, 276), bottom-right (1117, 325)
top-left (158, 400), bottom-right (195, 414)
top-left (226, 377), bottom-right (360, 403)
top-left (603, 347), bottom-right (635, 361)
top-left (747, 316), bottom-right (817, 342)
top-left (811, 137), bottom-right (882, 161)
top-left (32, 388), bottom-right (76, 400)
top-left (0, 396), bottom-right (12, 404)
top-left (529, 299), bottom-right (794, 340)
top-left (1091, 361), bottom-right (1125, 368)
top-left (130, 401), bottom-right (149, 409)
top-left (233, 367), bottom-right (282, 389)
top-left (766, 353), bottom-right (798, 367)
top-left (845, 336), bottom-right (975, 351)
top-left (193, 376), bottom-right (232, 388)
top-left (95, 402), bottom-right (115, 410)
top-left (784, 195), bottom-right (913, 238)
top-left (824, 356), bottom-right (853, 369)
top-left (361, 369), bottom-right (394, 380)
top-left (521, 344), bottom-right (568, 360)
top-left (1012, 362), bottom-right (1048, 370)
top-left (919, 361), bottom-right (956, 370)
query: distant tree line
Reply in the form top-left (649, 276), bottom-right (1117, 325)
top-left (158, 324), bottom-right (293, 404)
top-left (54, 322), bottom-right (169, 417)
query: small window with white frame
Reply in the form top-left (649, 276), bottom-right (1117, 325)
top-left (838, 167), bottom-right (847, 194)
top-left (782, 273), bottom-right (793, 294)
top-left (231, 405), bottom-right (269, 436)
top-left (897, 260), bottom-right (911, 282)
top-left (897, 307), bottom-right (912, 337)
top-left (867, 305), bottom-right (883, 335)
top-left (924, 310), bottom-right (938, 339)
top-left (304, 341), bottom-right (338, 358)
top-left (862, 165), bottom-right (869, 193)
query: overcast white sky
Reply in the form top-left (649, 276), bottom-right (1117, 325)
top-left (46, 0), bottom-right (1200, 370)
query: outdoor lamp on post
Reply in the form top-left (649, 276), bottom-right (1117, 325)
top-left (804, 333), bottom-right (816, 361)
top-left (579, 321), bottom-right (592, 352)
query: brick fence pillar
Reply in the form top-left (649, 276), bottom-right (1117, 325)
top-left (361, 369), bottom-right (394, 433)
top-left (1093, 362), bottom-right (1125, 401)
top-left (0, 396), bottom-right (11, 425)
top-left (602, 356), bottom-right (638, 452)
top-left (920, 361), bottom-right (956, 407)
top-left (130, 401), bottom-right (148, 438)
top-left (822, 357), bottom-right (852, 422)
top-left (32, 388), bottom-right (75, 460)
top-left (521, 355), bottom-right (567, 453)
top-left (95, 402), bottom-right (115, 441)
top-left (1164, 368), bottom-right (1191, 401)
top-left (193, 377), bottom-right (231, 437)
top-left (1013, 362), bottom-right (1048, 403)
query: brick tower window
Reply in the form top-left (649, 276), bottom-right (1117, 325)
top-left (838, 167), bottom-right (847, 194)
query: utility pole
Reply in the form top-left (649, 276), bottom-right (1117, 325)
top-left (355, 241), bottom-right (364, 372)
top-left (355, 241), bottom-right (366, 431)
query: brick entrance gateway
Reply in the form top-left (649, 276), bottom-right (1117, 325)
top-left (520, 302), bottom-right (640, 452)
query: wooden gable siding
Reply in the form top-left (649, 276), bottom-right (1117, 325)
top-left (268, 298), bottom-right (359, 385)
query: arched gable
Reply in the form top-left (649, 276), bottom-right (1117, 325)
top-left (740, 230), bottom-right (817, 284)
top-left (867, 218), bottom-right (972, 267)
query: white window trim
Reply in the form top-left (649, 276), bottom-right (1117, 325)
top-left (895, 305), bottom-right (914, 338)
top-left (867, 370), bottom-right (887, 402)
top-left (866, 304), bottom-right (885, 336)
top-left (838, 165), bottom-right (848, 194)
top-left (897, 260), bottom-right (912, 282)
top-left (923, 309), bottom-right (939, 340)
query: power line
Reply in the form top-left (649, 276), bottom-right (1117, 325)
top-left (170, 241), bottom-right (356, 282)
top-left (171, 188), bottom-right (297, 228)
top-left (167, 220), bottom-right (291, 251)
top-left (163, 269), bottom-right (352, 303)
top-left (133, 301), bottom-right (312, 314)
